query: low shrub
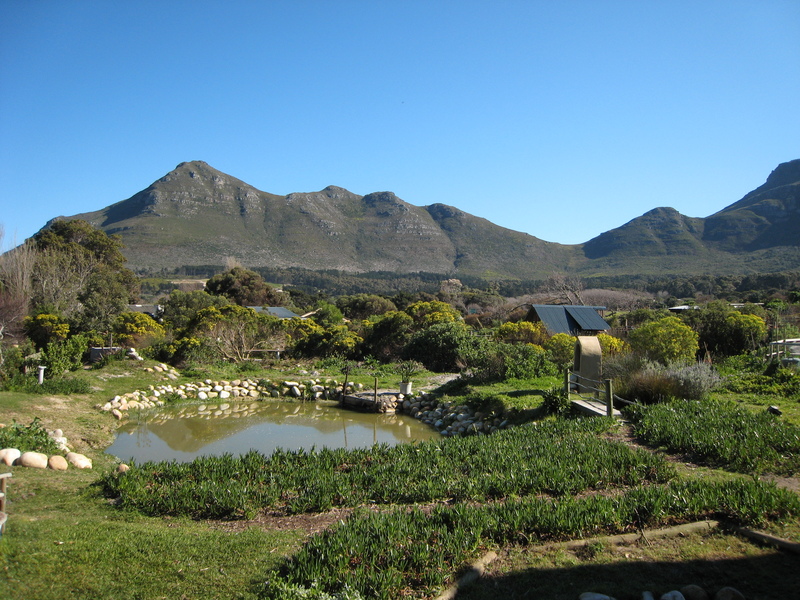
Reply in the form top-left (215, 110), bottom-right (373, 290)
top-left (0, 374), bottom-right (90, 395)
top-left (0, 417), bottom-right (60, 454)
top-left (625, 399), bottom-right (800, 474)
top-left (613, 361), bottom-right (721, 404)
top-left (541, 386), bottom-right (571, 415)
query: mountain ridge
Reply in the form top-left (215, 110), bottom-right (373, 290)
top-left (46, 159), bottom-right (800, 279)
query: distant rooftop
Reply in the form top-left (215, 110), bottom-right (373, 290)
top-left (526, 305), bottom-right (609, 336)
top-left (249, 306), bottom-right (302, 319)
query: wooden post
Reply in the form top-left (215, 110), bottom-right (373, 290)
top-left (605, 379), bottom-right (613, 417)
top-left (564, 368), bottom-right (571, 400)
top-left (374, 376), bottom-right (378, 406)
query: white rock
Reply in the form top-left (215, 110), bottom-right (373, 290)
top-left (66, 452), bottom-right (92, 469)
top-left (0, 448), bottom-right (21, 466)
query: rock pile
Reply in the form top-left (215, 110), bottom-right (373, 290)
top-left (399, 393), bottom-right (509, 437)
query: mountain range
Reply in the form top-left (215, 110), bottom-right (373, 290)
top-left (49, 159), bottom-right (800, 280)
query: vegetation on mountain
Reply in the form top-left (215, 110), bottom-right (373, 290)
top-left (46, 158), bottom-right (800, 279)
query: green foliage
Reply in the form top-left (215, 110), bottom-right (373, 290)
top-left (626, 400), bottom-right (800, 474)
top-left (1, 374), bottom-right (91, 395)
top-left (717, 355), bottom-right (800, 398)
top-left (310, 301), bottom-right (343, 327)
top-left (404, 300), bottom-right (462, 327)
top-left (293, 323), bottom-right (362, 358)
top-left (403, 321), bottom-right (472, 372)
top-left (205, 266), bottom-right (287, 306)
top-left (41, 334), bottom-right (88, 377)
top-left (393, 360), bottom-right (424, 382)
top-left (112, 311), bottom-right (165, 347)
top-left (101, 418), bottom-right (672, 519)
top-left (336, 294), bottom-right (396, 321)
top-left (160, 290), bottom-right (230, 333)
top-left (596, 332), bottom-right (627, 356)
top-left (494, 321), bottom-right (548, 346)
top-left (268, 479), bottom-right (799, 599)
top-left (0, 417), bottom-right (60, 453)
top-left (358, 311), bottom-right (414, 362)
top-left (680, 301), bottom-right (768, 357)
top-left (31, 220), bottom-right (139, 334)
top-left (628, 316), bottom-right (699, 364)
top-left (544, 333), bottom-right (577, 367)
top-left (462, 339), bottom-right (555, 383)
top-left (23, 312), bottom-right (70, 350)
top-left (541, 385), bottom-right (571, 415)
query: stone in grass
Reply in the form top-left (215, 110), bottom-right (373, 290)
top-left (48, 455), bottom-right (69, 471)
top-left (19, 451), bottom-right (48, 469)
top-left (681, 585), bottom-right (709, 600)
top-left (579, 593), bottom-right (617, 600)
top-left (65, 452), bottom-right (92, 469)
top-left (660, 591), bottom-right (686, 600)
top-left (0, 448), bottom-right (21, 466)
top-left (714, 588), bottom-right (745, 600)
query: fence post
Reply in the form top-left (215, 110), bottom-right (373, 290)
top-left (564, 368), bottom-right (571, 401)
top-left (605, 379), bottom-right (613, 417)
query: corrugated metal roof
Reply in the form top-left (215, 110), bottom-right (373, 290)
top-left (565, 306), bottom-right (610, 332)
top-left (530, 305), bottom-right (609, 335)
top-left (531, 305), bottom-right (573, 335)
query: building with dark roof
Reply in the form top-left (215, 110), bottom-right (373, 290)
top-left (525, 305), bottom-right (609, 336)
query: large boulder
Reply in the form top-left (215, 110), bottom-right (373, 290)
top-left (65, 452), bottom-right (92, 469)
top-left (48, 455), bottom-right (69, 471)
top-left (19, 451), bottom-right (48, 469)
top-left (0, 448), bottom-right (21, 466)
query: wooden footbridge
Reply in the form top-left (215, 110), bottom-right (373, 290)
top-left (565, 370), bottom-right (623, 418)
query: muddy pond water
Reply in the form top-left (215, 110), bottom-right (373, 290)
top-left (105, 400), bottom-right (440, 463)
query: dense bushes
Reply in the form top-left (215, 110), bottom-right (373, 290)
top-left (0, 417), bottom-right (60, 454)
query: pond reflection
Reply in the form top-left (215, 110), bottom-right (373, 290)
top-left (105, 400), bottom-right (439, 463)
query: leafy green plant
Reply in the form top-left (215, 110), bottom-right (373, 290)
top-left (40, 334), bottom-right (89, 377)
top-left (625, 400), bottom-right (800, 474)
top-left (541, 385), bottom-right (571, 415)
top-left (393, 360), bottom-right (424, 382)
top-left (0, 417), bottom-right (60, 454)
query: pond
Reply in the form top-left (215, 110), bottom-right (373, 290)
top-left (105, 400), bottom-right (439, 463)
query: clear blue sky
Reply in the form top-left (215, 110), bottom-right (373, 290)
top-left (2, 1), bottom-right (798, 252)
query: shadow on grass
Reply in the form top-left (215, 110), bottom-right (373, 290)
top-left (455, 551), bottom-right (798, 600)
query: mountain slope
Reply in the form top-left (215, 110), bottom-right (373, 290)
top-left (48, 159), bottom-right (800, 278)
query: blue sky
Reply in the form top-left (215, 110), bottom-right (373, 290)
top-left (1, 1), bottom-right (799, 252)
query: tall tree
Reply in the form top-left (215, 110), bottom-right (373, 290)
top-left (206, 267), bottom-right (287, 306)
top-left (31, 220), bottom-right (139, 336)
